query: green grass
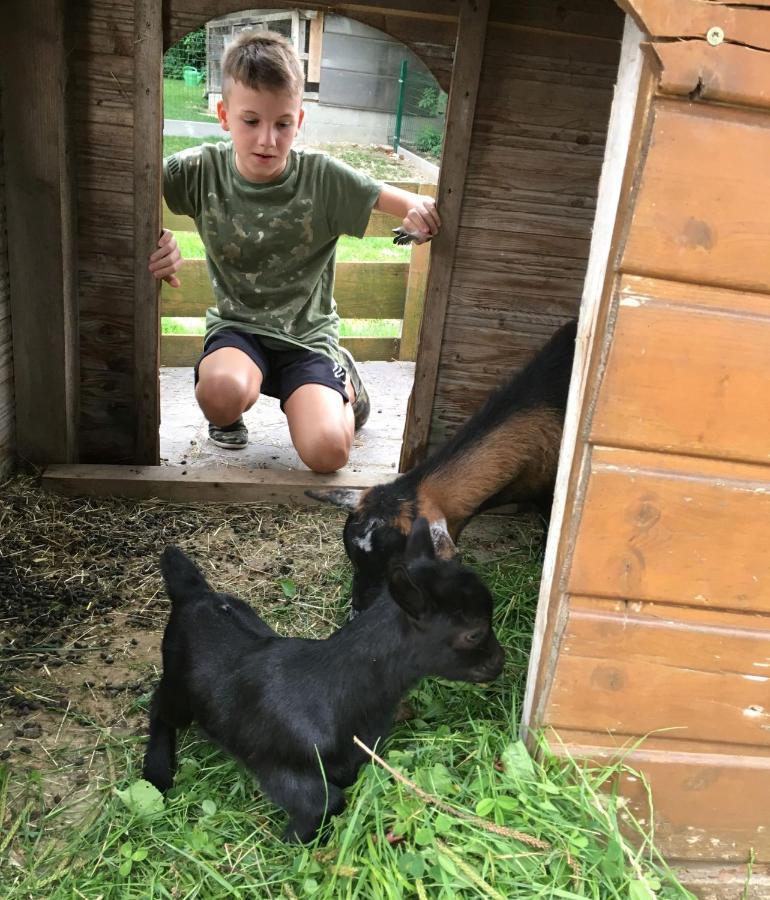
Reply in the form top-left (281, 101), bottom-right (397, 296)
top-left (164, 77), bottom-right (219, 123)
top-left (1, 539), bottom-right (695, 899)
top-left (173, 231), bottom-right (409, 264)
top-left (161, 318), bottom-right (401, 338)
top-left (163, 134), bottom-right (223, 157)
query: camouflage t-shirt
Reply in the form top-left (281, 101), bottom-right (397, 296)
top-left (163, 142), bottom-right (382, 362)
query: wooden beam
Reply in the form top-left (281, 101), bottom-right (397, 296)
top-left (133, 0), bottom-right (163, 464)
top-left (160, 334), bottom-right (400, 367)
top-left (617, 0), bottom-right (770, 51)
top-left (399, 183), bottom-right (435, 361)
top-left (523, 16), bottom-right (651, 731)
top-left (42, 463), bottom-right (397, 504)
top-left (160, 260), bottom-right (409, 319)
top-left (0, 0), bottom-right (78, 465)
top-left (399, 0), bottom-right (490, 471)
top-left (307, 12), bottom-right (324, 83)
top-left (652, 39), bottom-right (770, 111)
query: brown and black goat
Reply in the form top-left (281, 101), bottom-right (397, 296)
top-left (309, 318), bottom-right (577, 612)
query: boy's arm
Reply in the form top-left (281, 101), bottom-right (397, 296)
top-left (148, 228), bottom-right (182, 288)
top-left (374, 184), bottom-right (441, 245)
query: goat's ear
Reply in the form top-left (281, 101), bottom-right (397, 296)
top-left (388, 564), bottom-right (429, 620)
top-left (404, 516), bottom-right (436, 562)
top-left (160, 545), bottom-right (211, 603)
top-left (305, 488), bottom-right (362, 511)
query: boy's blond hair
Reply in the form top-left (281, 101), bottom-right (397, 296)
top-left (221, 30), bottom-right (304, 99)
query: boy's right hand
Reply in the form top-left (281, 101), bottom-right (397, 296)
top-left (149, 228), bottom-right (182, 288)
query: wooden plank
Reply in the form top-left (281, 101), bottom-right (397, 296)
top-left (133, 0), bottom-right (163, 465)
top-left (42, 462), bottom-right (398, 504)
top-left (623, 100), bottom-right (770, 294)
top-left (678, 865), bottom-right (770, 900)
top-left (400, 183), bottom-right (435, 361)
top-left (0, 1), bottom-right (79, 466)
top-left (489, 0), bottom-right (624, 39)
top-left (546, 596), bottom-right (770, 748)
top-left (523, 27), bottom-right (659, 732)
top-left (160, 334), bottom-right (400, 367)
top-left (400, 0), bottom-right (490, 471)
top-left (652, 40), bottom-right (770, 111)
top-left (307, 12), bottom-right (323, 83)
top-left (162, 188), bottom-right (425, 239)
top-left (592, 275), bottom-right (770, 466)
top-left (546, 727), bottom-right (770, 864)
top-left (617, 0), bottom-right (770, 51)
top-left (160, 260), bottom-right (408, 318)
top-left (569, 447), bottom-right (770, 613)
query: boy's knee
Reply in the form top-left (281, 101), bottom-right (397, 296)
top-left (296, 424), bottom-right (351, 474)
top-left (196, 371), bottom-right (252, 425)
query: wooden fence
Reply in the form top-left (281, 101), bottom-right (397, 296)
top-left (160, 181), bottom-right (435, 366)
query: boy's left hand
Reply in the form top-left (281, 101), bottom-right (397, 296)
top-left (401, 197), bottom-right (441, 244)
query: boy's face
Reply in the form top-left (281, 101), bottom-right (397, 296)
top-left (217, 81), bottom-right (304, 183)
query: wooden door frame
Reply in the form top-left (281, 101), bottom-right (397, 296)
top-left (521, 14), bottom-right (653, 731)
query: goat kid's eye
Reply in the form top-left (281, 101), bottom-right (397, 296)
top-left (464, 630), bottom-right (484, 645)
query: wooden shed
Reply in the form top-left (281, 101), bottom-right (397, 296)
top-left (1, 1), bottom-right (769, 893)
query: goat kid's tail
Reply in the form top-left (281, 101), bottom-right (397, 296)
top-left (160, 545), bottom-right (211, 605)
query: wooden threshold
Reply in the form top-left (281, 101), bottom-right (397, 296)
top-left (42, 465), bottom-right (396, 505)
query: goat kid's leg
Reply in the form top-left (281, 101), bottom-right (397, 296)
top-left (263, 770), bottom-right (346, 843)
top-left (142, 682), bottom-right (191, 792)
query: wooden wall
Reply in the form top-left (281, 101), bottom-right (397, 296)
top-left (425, 0), bottom-right (624, 449)
top-left (0, 84), bottom-right (14, 479)
top-left (526, 1), bottom-right (770, 876)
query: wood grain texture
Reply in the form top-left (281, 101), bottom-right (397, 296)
top-left (653, 40), bottom-right (770, 111)
top-left (399, 0), bottom-right (491, 471)
top-left (160, 260), bottom-right (409, 320)
top-left (546, 596), bottom-right (770, 748)
top-left (133, 0), bottom-right (162, 464)
top-left (0, 88), bottom-right (14, 478)
top-left (622, 100), bottom-right (770, 293)
top-left (0, 1), bottom-right (79, 466)
top-left (421, 8), bottom-right (622, 450)
top-left (569, 447), bottom-right (770, 613)
top-left (546, 727), bottom-right (770, 863)
top-left (617, 0), bottom-right (770, 50)
top-left (592, 275), bottom-right (770, 466)
top-left (160, 334), bottom-right (400, 367)
top-left (42, 462), bottom-right (398, 504)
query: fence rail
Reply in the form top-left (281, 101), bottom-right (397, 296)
top-left (160, 180), bottom-right (435, 367)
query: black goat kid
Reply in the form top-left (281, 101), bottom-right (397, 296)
top-left (143, 518), bottom-right (504, 843)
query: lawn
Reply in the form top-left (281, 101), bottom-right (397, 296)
top-left (0, 478), bottom-right (693, 898)
top-left (163, 78), bottom-right (219, 124)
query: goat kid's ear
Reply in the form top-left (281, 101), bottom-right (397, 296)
top-left (160, 545), bottom-right (211, 602)
top-left (388, 564), bottom-right (429, 620)
top-left (304, 488), bottom-right (362, 511)
top-left (404, 516), bottom-right (436, 561)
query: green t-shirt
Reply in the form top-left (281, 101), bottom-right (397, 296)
top-left (163, 142), bottom-right (382, 362)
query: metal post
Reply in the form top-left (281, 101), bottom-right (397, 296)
top-left (393, 59), bottom-right (407, 152)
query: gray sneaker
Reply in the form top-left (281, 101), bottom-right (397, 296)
top-left (208, 416), bottom-right (248, 449)
top-left (338, 347), bottom-right (370, 430)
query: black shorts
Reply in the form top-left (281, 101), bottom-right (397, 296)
top-left (194, 329), bottom-right (349, 411)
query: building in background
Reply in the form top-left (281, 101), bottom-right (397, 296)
top-left (204, 10), bottom-right (444, 148)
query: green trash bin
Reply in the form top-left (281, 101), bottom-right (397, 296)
top-left (182, 66), bottom-right (202, 87)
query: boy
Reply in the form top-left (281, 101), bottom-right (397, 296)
top-left (149, 30), bottom-right (440, 473)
